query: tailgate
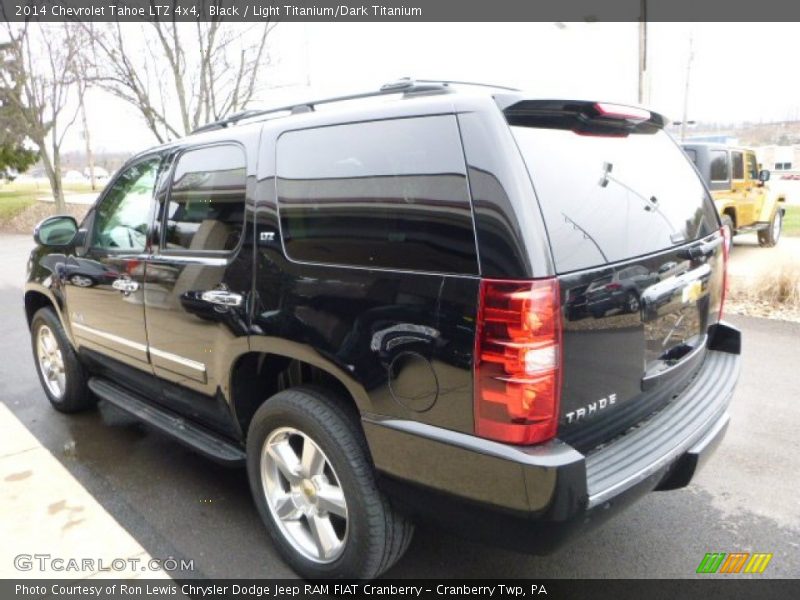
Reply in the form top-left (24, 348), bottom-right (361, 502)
top-left (506, 101), bottom-right (724, 451)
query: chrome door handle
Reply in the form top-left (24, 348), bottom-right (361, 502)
top-left (112, 279), bottom-right (139, 293)
top-left (201, 290), bottom-right (243, 307)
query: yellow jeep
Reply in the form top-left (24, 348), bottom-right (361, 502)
top-left (682, 143), bottom-right (786, 247)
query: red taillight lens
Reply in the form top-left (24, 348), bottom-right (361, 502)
top-left (720, 226), bottom-right (730, 320)
top-left (474, 278), bottom-right (562, 445)
top-left (594, 102), bottom-right (651, 122)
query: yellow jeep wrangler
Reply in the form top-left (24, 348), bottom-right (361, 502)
top-left (682, 142), bottom-right (786, 247)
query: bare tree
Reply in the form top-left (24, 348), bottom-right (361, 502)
top-left (0, 24), bottom-right (82, 212)
top-left (65, 26), bottom-right (98, 191)
top-left (85, 19), bottom-right (276, 143)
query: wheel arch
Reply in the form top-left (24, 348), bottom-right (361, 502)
top-left (228, 338), bottom-right (372, 440)
top-left (24, 285), bottom-right (73, 344)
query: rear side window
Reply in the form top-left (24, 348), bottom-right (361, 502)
top-left (710, 150), bottom-right (729, 181)
top-left (276, 116), bottom-right (477, 274)
top-left (731, 151), bottom-right (744, 180)
top-left (511, 127), bottom-right (718, 273)
top-left (162, 145), bottom-right (246, 252)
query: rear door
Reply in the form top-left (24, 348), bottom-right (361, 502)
top-left (143, 143), bottom-right (252, 434)
top-left (507, 105), bottom-right (724, 451)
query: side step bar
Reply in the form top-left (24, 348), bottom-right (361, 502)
top-left (88, 378), bottom-right (246, 466)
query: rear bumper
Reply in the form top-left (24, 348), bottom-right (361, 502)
top-left (363, 322), bottom-right (740, 553)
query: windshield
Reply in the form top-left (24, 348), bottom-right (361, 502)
top-left (511, 127), bottom-right (718, 273)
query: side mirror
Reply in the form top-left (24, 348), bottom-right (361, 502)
top-left (759, 169), bottom-right (771, 183)
top-left (33, 215), bottom-right (78, 247)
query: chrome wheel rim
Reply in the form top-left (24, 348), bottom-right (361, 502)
top-left (260, 427), bottom-right (348, 563)
top-left (628, 294), bottom-right (640, 312)
top-left (70, 275), bottom-right (93, 287)
top-left (37, 325), bottom-right (66, 398)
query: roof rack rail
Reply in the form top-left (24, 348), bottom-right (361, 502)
top-left (414, 79), bottom-right (521, 92)
top-left (190, 77), bottom-right (450, 135)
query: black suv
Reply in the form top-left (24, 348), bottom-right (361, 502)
top-left (25, 80), bottom-right (740, 579)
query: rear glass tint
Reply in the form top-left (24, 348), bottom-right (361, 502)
top-left (277, 116), bottom-right (477, 274)
top-left (710, 150), bottom-right (729, 181)
top-left (511, 127), bottom-right (718, 273)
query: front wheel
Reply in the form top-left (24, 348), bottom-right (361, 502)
top-left (246, 387), bottom-right (414, 579)
top-left (758, 210), bottom-right (782, 247)
top-left (30, 307), bottom-right (94, 413)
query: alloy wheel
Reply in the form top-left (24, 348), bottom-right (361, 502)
top-left (37, 325), bottom-right (66, 398)
top-left (260, 427), bottom-right (348, 563)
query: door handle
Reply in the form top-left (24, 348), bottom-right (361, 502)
top-left (112, 279), bottom-right (139, 293)
top-left (200, 290), bottom-right (243, 307)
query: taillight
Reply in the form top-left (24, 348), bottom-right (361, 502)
top-left (594, 102), bottom-right (651, 122)
top-left (474, 278), bottom-right (562, 445)
top-left (720, 226), bottom-right (730, 320)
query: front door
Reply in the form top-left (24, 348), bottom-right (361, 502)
top-left (66, 155), bottom-right (162, 385)
top-left (143, 143), bottom-right (252, 434)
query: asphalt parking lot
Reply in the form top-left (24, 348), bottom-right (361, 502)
top-left (1, 234), bottom-right (798, 579)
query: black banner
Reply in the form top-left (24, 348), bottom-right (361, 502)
top-left (3, 0), bottom-right (800, 22)
top-left (3, 579), bottom-right (800, 600)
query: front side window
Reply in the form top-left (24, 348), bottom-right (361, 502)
top-left (745, 153), bottom-right (759, 179)
top-left (162, 145), bottom-right (246, 252)
top-left (276, 115), bottom-right (477, 273)
top-left (93, 157), bottom-right (160, 251)
top-left (710, 150), bottom-right (729, 181)
top-left (731, 151), bottom-right (744, 180)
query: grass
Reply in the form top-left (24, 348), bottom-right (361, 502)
top-left (0, 193), bottom-right (36, 221)
top-left (783, 204), bottom-right (800, 237)
top-left (0, 180), bottom-right (104, 225)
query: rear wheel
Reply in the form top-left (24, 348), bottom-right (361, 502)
top-left (720, 215), bottom-right (735, 252)
top-left (246, 387), bottom-right (413, 579)
top-left (31, 307), bottom-right (94, 413)
top-left (758, 210), bottom-right (782, 247)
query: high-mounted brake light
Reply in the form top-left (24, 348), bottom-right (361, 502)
top-left (594, 102), bottom-right (651, 122)
top-left (719, 226), bottom-right (730, 320)
top-left (474, 278), bottom-right (562, 445)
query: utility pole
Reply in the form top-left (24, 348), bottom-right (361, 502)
top-left (638, 0), bottom-right (647, 105)
top-left (680, 35), bottom-right (694, 142)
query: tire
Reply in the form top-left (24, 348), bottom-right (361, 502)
top-left (758, 210), bottom-right (782, 247)
top-left (720, 215), bottom-right (735, 252)
top-left (625, 291), bottom-right (640, 313)
top-left (246, 386), bottom-right (414, 579)
top-left (30, 307), bottom-right (94, 413)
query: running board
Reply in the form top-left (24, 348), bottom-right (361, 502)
top-left (88, 378), bottom-right (246, 466)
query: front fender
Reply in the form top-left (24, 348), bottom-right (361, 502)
top-left (756, 192), bottom-right (782, 223)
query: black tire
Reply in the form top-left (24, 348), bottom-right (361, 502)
top-left (246, 386), bottom-right (414, 579)
top-left (30, 307), bottom-right (94, 413)
top-left (721, 215), bottom-right (735, 252)
top-left (758, 210), bottom-right (782, 247)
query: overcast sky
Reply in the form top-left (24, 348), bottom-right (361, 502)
top-left (72, 22), bottom-right (800, 154)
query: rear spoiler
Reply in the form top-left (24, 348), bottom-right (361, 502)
top-left (499, 98), bottom-right (668, 136)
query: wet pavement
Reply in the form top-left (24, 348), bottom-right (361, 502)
top-left (1, 234), bottom-right (798, 578)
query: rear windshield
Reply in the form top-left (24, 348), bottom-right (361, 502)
top-left (511, 127), bottom-right (718, 273)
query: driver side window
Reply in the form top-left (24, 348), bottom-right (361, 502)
top-left (93, 157), bottom-right (161, 251)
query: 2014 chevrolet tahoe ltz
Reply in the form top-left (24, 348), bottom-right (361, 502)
top-left (25, 79), bottom-right (740, 579)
